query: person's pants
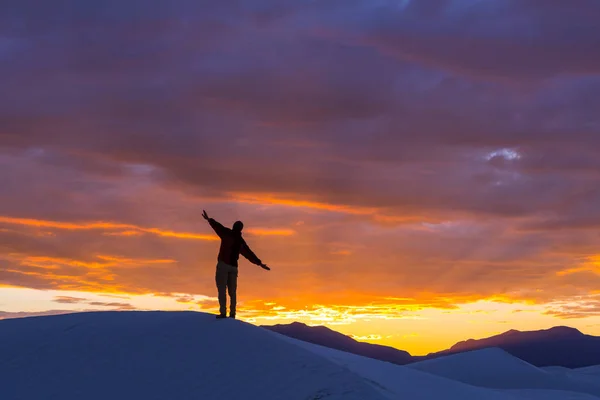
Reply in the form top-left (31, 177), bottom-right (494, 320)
top-left (215, 261), bottom-right (238, 316)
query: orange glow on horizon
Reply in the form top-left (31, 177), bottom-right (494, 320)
top-left (1, 284), bottom-right (600, 355)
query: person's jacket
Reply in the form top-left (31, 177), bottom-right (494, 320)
top-left (208, 218), bottom-right (262, 267)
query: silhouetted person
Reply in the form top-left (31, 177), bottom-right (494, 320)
top-left (202, 210), bottom-right (270, 319)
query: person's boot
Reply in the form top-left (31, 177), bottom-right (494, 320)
top-left (216, 314), bottom-right (227, 319)
top-left (229, 313), bottom-right (236, 319)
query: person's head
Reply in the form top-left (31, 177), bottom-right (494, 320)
top-left (232, 220), bottom-right (244, 233)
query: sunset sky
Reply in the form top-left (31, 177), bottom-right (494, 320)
top-left (2, 1), bottom-right (600, 355)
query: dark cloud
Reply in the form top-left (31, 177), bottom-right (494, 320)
top-left (87, 301), bottom-right (135, 310)
top-left (347, 0), bottom-right (600, 80)
top-left (176, 296), bottom-right (195, 303)
top-left (53, 296), bottom-right (135, 309)
top-left (54, 296), bottom-right (87, 304)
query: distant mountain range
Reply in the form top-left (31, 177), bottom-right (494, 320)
top-left (264, 322), bottom-right (413, 365)
top-left (262, 323), bottom-right (600, 368)
top-left (429, 326), bottom-right (600, 368)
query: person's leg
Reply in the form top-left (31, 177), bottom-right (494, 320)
top-left (227, 268), bottom-right (238, 318)
top-left (215, 262), bottom-right (228, 317)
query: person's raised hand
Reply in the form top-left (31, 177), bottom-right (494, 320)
top-left (202, 210), bottom-right (209, 220)
top-left (261, 263), bottom-right (271, 271)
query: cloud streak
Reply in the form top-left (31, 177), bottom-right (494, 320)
top-left (0, 216), bottom-right (217, 241)
top-left (0, 215), bottom-right (295, 240)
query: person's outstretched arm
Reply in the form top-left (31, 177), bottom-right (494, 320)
top-left (241, 241), bottom-right (270, 270)
top-left (202, 210), bottom-right (227, 238)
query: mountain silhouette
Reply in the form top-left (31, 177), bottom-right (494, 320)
top-left (264, 323), bottom-right (600, 368)
top-left (262, 322), bottom-right (413, 365)
top-left (427, 326), bottom-right (600, 368)
top-left (447, 326), bottom-right (583, 352)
